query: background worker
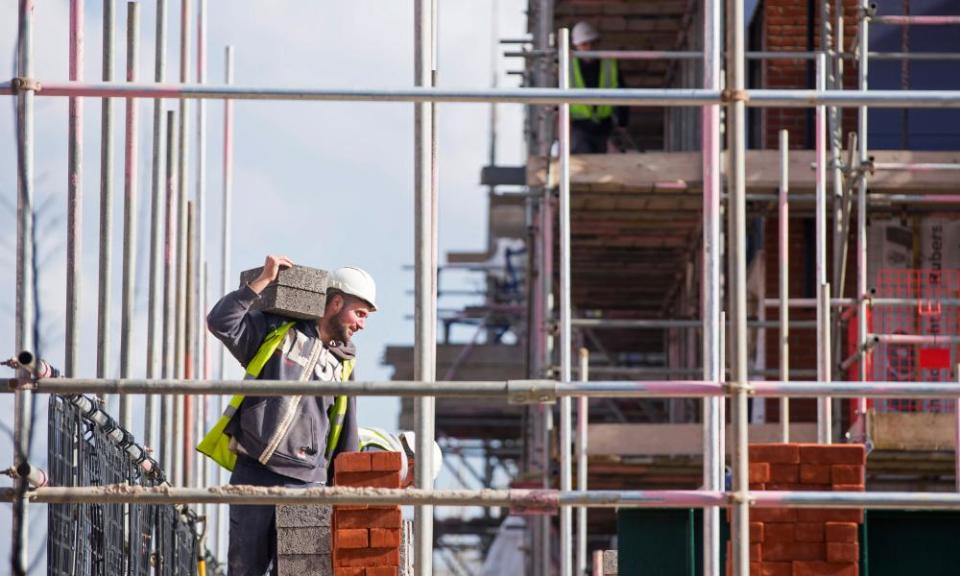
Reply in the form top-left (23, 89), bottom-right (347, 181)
top-left (205, 254), bottom-right (377, 576)
top-left (569, 21), bottom-right (629, 153)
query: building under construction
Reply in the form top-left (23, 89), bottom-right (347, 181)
top-left (4, 0), bottom-right (960, 575)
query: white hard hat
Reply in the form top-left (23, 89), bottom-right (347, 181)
top-left (330, 266), bottom-right (377, 311)
top-left (571, 21), bottom-right (599, 46)
top-left (399, 431), bottom-right (443, 482)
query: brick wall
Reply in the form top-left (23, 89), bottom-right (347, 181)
top-left (762, 0), bottom-right (860, 148)
top-left (333, 452), bottom-right (404, 576)
top-left (727, 443), bottom-right (865, 576)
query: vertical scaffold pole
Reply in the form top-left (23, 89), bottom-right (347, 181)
top-left (576, 348), bottom-right (589, 576)
top-left (119, 0), bottom-right (140, 431)
top-left (413, 0), bottom-right (437, 573)
top-left (13, 1), bottom-right (35, 573)
top-left (65, 0), bottom-right (84, 380)
top-left (163, 108), bottom-right (178, 476)
top-left (557, 27), bottom-right (573, 576)
top-left (726, 0), bottom-right (750, 573)
top-left (779, 129), bottom-right (790, 442)
top-left (702, 0), bottom-right (722, 571)
top-left (815, 53), bottom-right (833, 444)
top-left (97, 0), bottom-right (117, 404)
top-left (856, 0), bottom-right (870, 429)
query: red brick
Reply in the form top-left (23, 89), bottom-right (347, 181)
top-left (762, 541), bottom-right (825, 561)
top-left (825, 522), bottom-right (858, 543)
top-left (335, 470), bottom-right (402, 489)
top-left (750, 444), bottom-right (801, 464)
top-left (365, 568), bottom-right (399, 576)
top-left (831, 465), bottom-right (865, 485)
top-left (370, 451), bottom-right (403, 472)
top-left (831, 484), bottom-right (864, 492)
top-left (797, 509), bottom-right (863, 524)
top-left (335, 528), bottom-right (369, 549)
top-left (799, 464), bottom-right (832, 485)
top-left (794, 523), bottom-right (824, 543)
top-left (334, 569), bottom-right (365, 576)
top-left (764, 523), bottom-right (795, 543)
top-left (751, 483), bottom-right (767, 491)
top-left (750, 463), bottom-right (771, 484)
top-left (826, 542), bottom-right (859, 562)
top-left (753, 508), bottom-right (798, 523)
top-left (336, 452), bottom-right (372, 473)
top-left (760, 562), bottom-right (792, 576)
top-left (768, 464), bottom-right (799, 483)
top-left (767, 483), bottom-right (817, 491)
top-left (369, 528), bottom-right (401, 548)
top-left (336, 508), bottom-right (402, 529)
top-left (798, 444), bottom-right (865, 465)
top-left (751, 543), bottom-right (763, 562)
top-left (751, 522), bottom-right (765, 543)
top-left (792, 561), bottom-right (858, 576)
top-left (337, 548), bottom-right (400, 568)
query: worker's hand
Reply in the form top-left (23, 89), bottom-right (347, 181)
top-left (248, 255), bottom-right (293, 294)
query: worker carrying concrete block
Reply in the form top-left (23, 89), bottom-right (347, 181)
top-left (199, 254), bottom-right (377, 576)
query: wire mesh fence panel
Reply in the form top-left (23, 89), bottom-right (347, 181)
top-left (873, 268), bottom-right (959, 413)
top-left (47, 395), bottom-right (208, 576)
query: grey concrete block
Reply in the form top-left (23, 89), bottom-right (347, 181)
top-left (276, 505), bottom-right (332, 528)
top-left (276, 554), bottom-right (332, 576)
top-left (602, 550), bottom-right (618, 575)
top-left (239, 266), bottom-right (329, 320)
top-left (277, 526), bottom-right (331, 555)
top-left (399, 519), bottom-right (414, 576)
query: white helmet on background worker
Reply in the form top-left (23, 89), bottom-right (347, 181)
top-left (571, 21), bottom-right (600, 46)
top-left (358, 427), bottom-right (443, 482)
top-left (330, 266), bottom-right (377, 311)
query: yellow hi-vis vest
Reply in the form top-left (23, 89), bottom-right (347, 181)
top-left (196, 321), bottom-right (355, 471)
top-left (570, 57), bottom-right (618, 122)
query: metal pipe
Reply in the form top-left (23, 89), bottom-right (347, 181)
top-left (726, 0), bottom-right (750, 570)
top-left (11, 82), bottom-right (960, 108)
top-left (97, 0), bottom-right (117, 401)
top-left (572, 318), bottom-right (818, 329)
top-left (574, 50), bottom-right (701, 60)
top-left (871, 333), bottom-right (960, 345)
top-left (161, 109), bottom-right (177, 472)
top-left (184, 201), bottom-right (195, 488)
top-left (145, 0), bottom-right (167, 451)
top-left (575, 348), bottom-right (589, 576)
top-left (196, 0), bottom-right (207, 386)
top-left (119, 1), bottom-right (140, 430)
top-left (702, 0), bottom-right (723, 569)
top-left (815, 53), bottom-right (830, 445)
top-left (413, 0), bottom-right (436, 573)
top-left (592, 550), bottom-right (604, 576)
top-left (13, 0), bottom-right (36, 571)
top-left (9, 486), bottom-right (960, 510)
top-left (779, 130), bottom-right (790, 443)
top-left (872, 162), bottom-right (960, 171)
top-left (515, 48), bottom-right (960, 61)
top-left (65, 0), bottom-right (84, 379)
top-left (818, 283), bottom-right (833, 443)
top-left (870, 15), bottom-right (960, 25)
top-left (557, 27), bottom-right (573, 576)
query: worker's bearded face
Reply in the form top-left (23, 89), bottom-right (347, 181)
top-left (324, 295), bottom-right (372, 344)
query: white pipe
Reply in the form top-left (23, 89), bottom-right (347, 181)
top-left (575, 348), bottom-right (589, 576)
top-left (779, 129), bottom-right (790, 442)
top-left (558, 26), bottom-right (573, 576)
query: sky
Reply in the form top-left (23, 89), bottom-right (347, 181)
top-left (0, 0), bottom-right (528, 571)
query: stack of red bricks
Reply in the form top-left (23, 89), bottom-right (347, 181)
top-left (727, 443), bottom-right (866, 576)
top-left (333, 452), bottom-right (404, 576)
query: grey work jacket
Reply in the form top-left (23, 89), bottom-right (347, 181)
top-left (207, 284), bottom-right (359, 484)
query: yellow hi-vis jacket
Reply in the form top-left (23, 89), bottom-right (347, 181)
top-left (570, 57), bottom-right (619, 122)
top-left (197, 321), bottom-right (355, 472)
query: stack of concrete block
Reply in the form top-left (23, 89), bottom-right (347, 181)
top-left (333, 452), bottom-right (404, 576)
top-left (727, 443), bottom-right (866, 576)
top-left (239, 265), bottom-right (329, 320)
top-left (276, 504), bottom-right (333, 576)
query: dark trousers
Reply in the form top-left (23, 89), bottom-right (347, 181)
top-left (228, 455), bottom-right (319, 576)
top-left (571, 120), bottom-right (612, 154)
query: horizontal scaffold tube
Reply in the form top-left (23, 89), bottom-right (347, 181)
top-left (5, 82), bottom-right (960, 108)
top-left (5, 486), bottom-right (960, 510)
top-left (11, 378), bottom-right (960, 399)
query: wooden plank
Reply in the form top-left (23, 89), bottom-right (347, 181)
top-left (528, 150), bottom-right (960, 191)
top-left (869, 411), bottom-right (956, 451)
top-left (587, 423), bottom-right (819, 456)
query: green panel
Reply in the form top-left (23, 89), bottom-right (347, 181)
top-left (618, 509), bottom-right (710, 575)
top-left (864, 510), bottom-right (960, 576)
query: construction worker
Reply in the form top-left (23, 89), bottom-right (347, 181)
top-left (203, 254), bottom-right (376, 576)
top-left (568, 21), bottom-right (629, 153)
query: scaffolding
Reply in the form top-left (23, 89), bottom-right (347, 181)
top-left (5, 1), bottom-right (960, 576)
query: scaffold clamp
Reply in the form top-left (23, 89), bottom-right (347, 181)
top-left (507, 379), bottom-right (558, 404)
top-left (11, 77), bottom-right (40, 93)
